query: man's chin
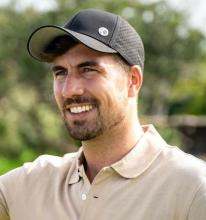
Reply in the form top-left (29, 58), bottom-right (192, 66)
top-left (65, 123), bottom-right (103, 141)
top-left (68, 131), bottom-right (99, 141)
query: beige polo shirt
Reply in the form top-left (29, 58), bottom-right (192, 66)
top-left (0, 125), bottom-right (206, 220)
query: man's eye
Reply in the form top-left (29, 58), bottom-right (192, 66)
top-left (83, 67), bottom-right (92, 72)
top-left (82, 67), bottom-right (96, 73)
top-left (54, 70), bottom-right (67, 79)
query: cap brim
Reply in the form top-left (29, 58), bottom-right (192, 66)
top-left (27, 25), bottom-right (116, 62)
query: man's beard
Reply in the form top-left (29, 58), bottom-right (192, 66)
top-left (62, 96), bottom-right (126, 141)
top-left (63, 109), bottom-right (104, 141)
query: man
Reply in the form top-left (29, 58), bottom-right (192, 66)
top-left (0, 8), bottom-right (206, 220)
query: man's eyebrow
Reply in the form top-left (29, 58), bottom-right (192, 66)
top-left (51, 65), bottom-right (65, 72)
top-left (77, 61), bottom-right (99, 68)
top-left (51, 61), bottom-right (99, 72)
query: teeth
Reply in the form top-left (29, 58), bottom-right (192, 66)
top-left (70, 105), bottom-right (93, 114)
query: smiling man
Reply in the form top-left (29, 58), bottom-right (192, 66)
top-left (0, 8), bottom-right (206, 220)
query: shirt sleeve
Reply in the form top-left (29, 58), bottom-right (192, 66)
top-left (188, 179), bottom-right (206, 220)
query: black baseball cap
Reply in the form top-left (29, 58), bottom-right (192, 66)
top-left (27, 9), bottom-right (145, 69)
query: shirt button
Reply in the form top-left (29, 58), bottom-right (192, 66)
top-left (81, 193), bottom-right (87, 201)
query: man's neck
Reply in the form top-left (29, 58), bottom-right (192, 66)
top-left (81, 119), bottom-right (144, 182)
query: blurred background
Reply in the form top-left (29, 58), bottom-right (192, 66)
top-left (0, 0), bottom-right (206, 174)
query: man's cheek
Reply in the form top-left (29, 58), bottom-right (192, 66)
top-left (54, 93), bottom-right (63, 113)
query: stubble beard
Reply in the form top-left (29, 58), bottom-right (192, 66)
top-left (63, 108), bottom-right (104, 141)
top-left (63, 104), bottom-right (126, 141)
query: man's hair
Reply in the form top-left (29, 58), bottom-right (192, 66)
top-left (44, 35), bottom-right (130, 72)
top-left (44, 35), bottom-right (77, 61)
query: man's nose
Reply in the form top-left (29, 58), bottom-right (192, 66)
top-left (62, 75), bottom-right (84, 98)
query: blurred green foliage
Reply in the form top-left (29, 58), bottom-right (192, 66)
top-left (0, 0), bottom-right (206, 174)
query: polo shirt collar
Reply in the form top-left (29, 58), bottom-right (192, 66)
top-left (68, 148), bottom-right (85, 184)
top-left (68, 124), bottom-right (167, 183)
top-left (111, 124), bottom-right (166, 178)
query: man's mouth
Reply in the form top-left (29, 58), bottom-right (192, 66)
top-left (69, 104), bottom-right (94, 114)
top-left (63, 96), bottom-right (98, 116)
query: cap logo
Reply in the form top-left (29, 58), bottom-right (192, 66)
top-left (98, 27), bottom-right (109, 36)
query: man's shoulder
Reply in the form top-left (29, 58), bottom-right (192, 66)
top-left (159, 145), bottom-right (206, 184)
top-left (0, 151), bottom-right (80, 213)
top-left (23, 152), bottom-right (78, 171)
top-left (0, 151), bottom-right (79, 184)
top-left (163, 145), bottom-right (206, 170)
top-left (142, 124), bottom-right (205, 179)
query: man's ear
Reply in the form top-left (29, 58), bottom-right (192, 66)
top-left (128, 65), bottom-right (143, 97)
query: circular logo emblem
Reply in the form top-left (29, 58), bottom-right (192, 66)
top-left (98, 27), bottom-right (109, 36)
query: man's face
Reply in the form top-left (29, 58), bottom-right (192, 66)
top-left (52, 43), bottom-right (130, 141)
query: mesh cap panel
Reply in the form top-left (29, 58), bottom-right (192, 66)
top-left (111, 17), bottom-right (144, 70)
